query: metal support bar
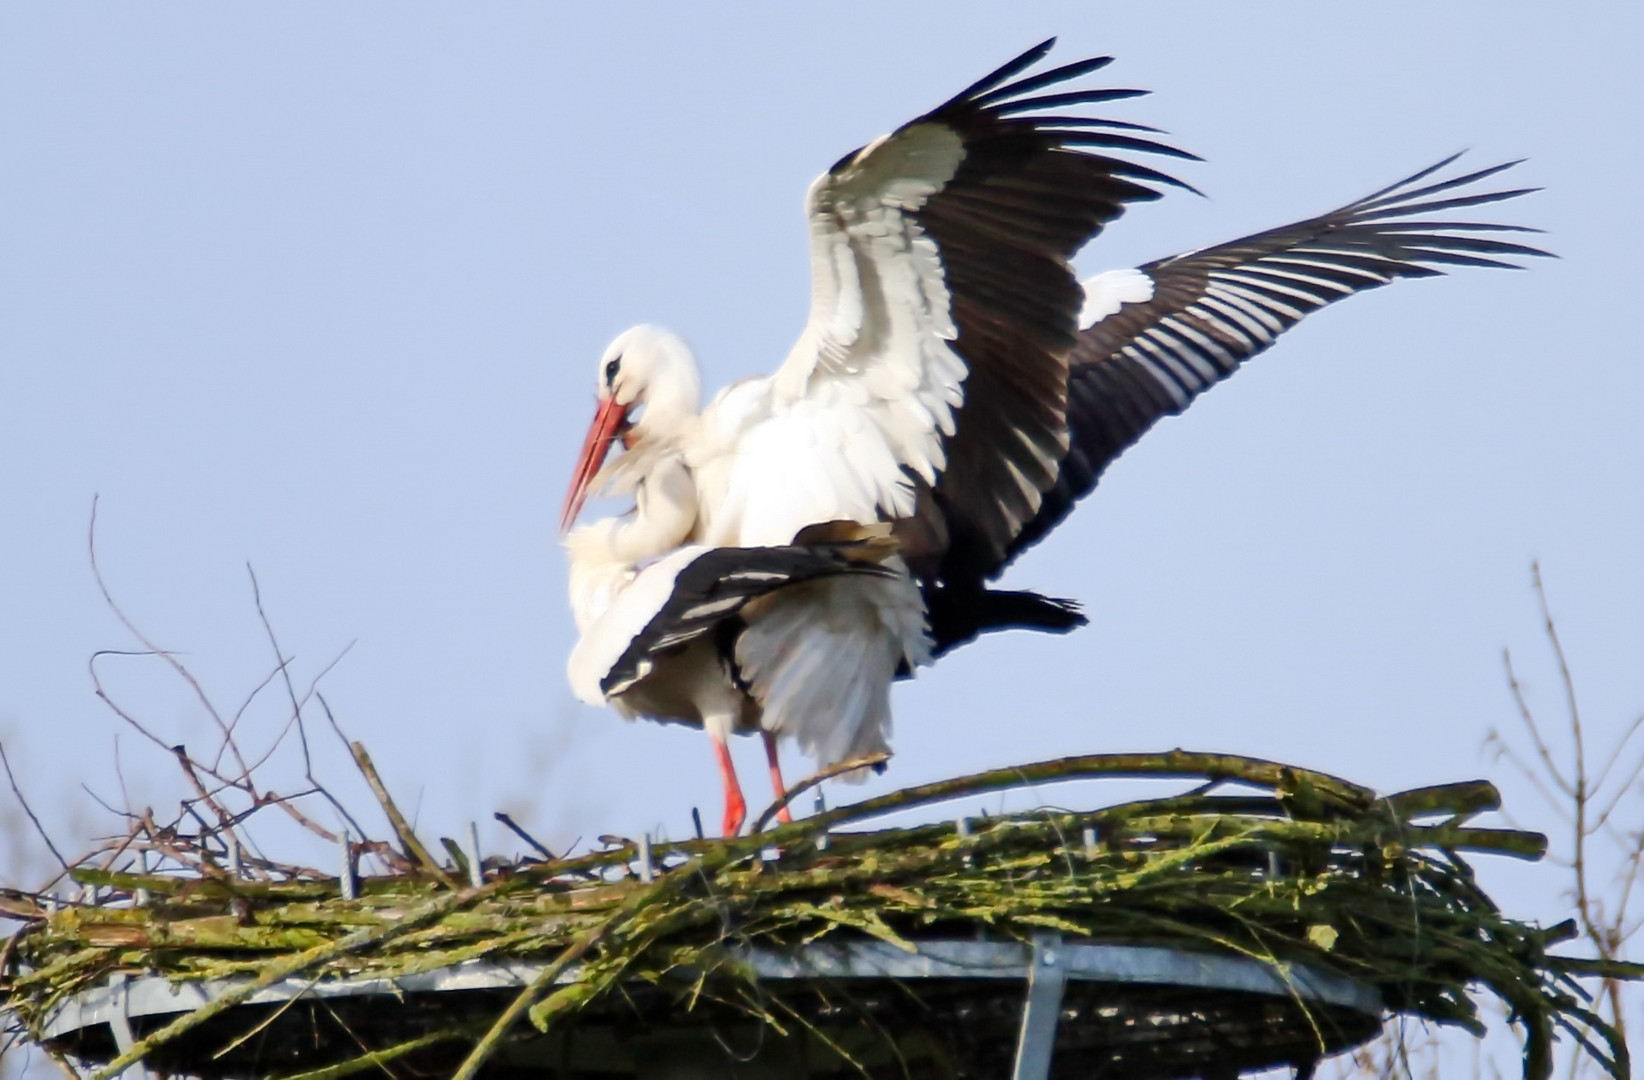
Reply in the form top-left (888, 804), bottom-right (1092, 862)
top-left (105, 974), bottom-right (151, 1080)
top-left (636, 833), bottom-right (655, 884)
top-left (338, 832), bottom-right (356, 900)
top-left (133, 852), bottom-right (150, 907)
top-left (1011, 932), bottom-right (1068, 1080)
top-left (466, 822), bottom-right (485, 888)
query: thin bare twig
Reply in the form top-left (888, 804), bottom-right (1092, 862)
top-left (312, 696), bottom-right (380, 850)
top-left (247, 564), bottom-right (316, 778)
top-left (88, 495), bottom-right (251, 783)
top-left (1503, 646), bottom-right (1574, 798)
top-left (215, 659), bottom-right (289, 773)
top-left (0, 739), bottom-right (68, 872)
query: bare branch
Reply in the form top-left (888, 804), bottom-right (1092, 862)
top-left (247, 564), bottom-right (316, 778)
top-left (0, 739), bottom-right (69, 873)
top-left (1503, 645), bottom-right (1574, 797)
top-left (87, 495), bottom-right (249, 781)
top-left (214, 658), bottom-right (289, 774)
top-left (494, 811), bottom-right (556, 861)
top-left (346, 741), bottom-right (451, 882)
top-left (1588, 710), bottom-right (1644, 798)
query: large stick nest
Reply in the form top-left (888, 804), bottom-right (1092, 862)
top-left (1, 751), bottom-right (1636, 1079)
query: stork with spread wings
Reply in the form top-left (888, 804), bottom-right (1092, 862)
top-left (560, 40), bottom-right (1547, 834)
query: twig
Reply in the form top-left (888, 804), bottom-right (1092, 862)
top-left (494, 812), bottom-right (555, 860)
top-left (1503, 647), bottom-right (1573, 798)
top-left (170, 746), bottom-right (245, 855)
top-left (270, 1028), bottom-right (472, 1080)
top-left (345, 742), bottom-right (452, 883)
top-left (0, 739), bottom-right (68, 872)
top-left (216, 659), bottom-right (288, 773)
top-left (310, 696), bottom-right (376, 847)
top-left (87, 495), bottom-right (250, 783)
top-left (752, 752), bottom-right (890, 833)
top-left (450, 852), bottom-right (728, 1080)
top-left (247, 564), bottom-right (317, 777)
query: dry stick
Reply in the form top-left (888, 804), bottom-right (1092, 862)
top-left (1502, 647), bottom-right (1573, 798)
top-left (247, 564), bottom-right (323, 782)
top-left (449, 853), bottom-right (723, 1080)
top-left (209, 976), bottom-right (322, 1060)
top-left (169, 747), bottom-right (247, 858)
top-left (87, 495), bottom-right (251, 784)
top-left (241, 565), bottom-right (361, 835)
top-left (1588, 710), bottom-right (1644, 808)
top-left (1384, 780), bottom-right (1502, 822)
top-left (768, 750), bottom-right (1376, 841)
top-left (533, 758), bottom-right (1396, 886)
top-left (446, 917), bottom-right (614, 1080)
top-left (80, 782), bottom-right (139, 824)
top-left (0, 740), bottom-right (70, 875)
top-left (89, 651), bottom-right (339, 846)
top-left (494, 812), bottom-right (556, 861)
top-left (1532, 564), bottom-right (1632, 1054)
top-left (88, 879), bottom-right (495, 1080)
top-left (309, 696), bottom-right (377, 850)
top-left (752, 752), bottom-right (891, 833)
top-left (310, 1000), bottom-right (406, 1080)
top-left (88, 652), bottom-right (246, 791)
top-left (0, 921), bottom-right (39, 980)
top-left (215, 659), bottom-right (287, 773)
top-left (272, 1028), bottom-right (472, 1080)
top-left (346, 742), bottom-right (452, 883)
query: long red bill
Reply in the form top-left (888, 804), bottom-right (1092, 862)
top-left (559, 395), bottom-right (629, 533)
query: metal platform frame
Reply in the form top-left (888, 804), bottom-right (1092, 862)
top-left (38, 936), bottom-right (1381, 1079)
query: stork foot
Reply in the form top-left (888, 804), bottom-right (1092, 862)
top-left (721, 789), bottom-right (747, 838)
top-left (762, 732), bottom-right (793, 825)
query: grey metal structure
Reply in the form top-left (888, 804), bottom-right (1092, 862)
top-left (34, 936), bottom-right (1380, 1078)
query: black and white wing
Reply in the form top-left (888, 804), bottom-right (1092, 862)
top-left (989, 155), bottom-right (1551, 569)
top-left (741, 39), bottom-right (1192, 558)
top-left (576, 530), bottom-right (901, 702)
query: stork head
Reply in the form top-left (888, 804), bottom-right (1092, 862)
top-left (560, 325), bottom-right (701, 532)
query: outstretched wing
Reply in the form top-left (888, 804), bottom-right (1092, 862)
top-left (756, 39), bottom-right (1191, 558)
top-left (984, 155), bottom-right (1550, 572)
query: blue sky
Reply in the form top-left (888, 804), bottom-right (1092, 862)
top-left (2, 7), bottom-right (1640, 1031)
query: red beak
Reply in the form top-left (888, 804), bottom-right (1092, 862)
top-left (560, 395), bottom-right (630, 533)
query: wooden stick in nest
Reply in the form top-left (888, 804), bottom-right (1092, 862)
top-left (345, 741), bottom-right (454, 884)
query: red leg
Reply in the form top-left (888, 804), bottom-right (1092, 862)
top-left (711, 733), bottom-right (746, 837)
top-left (762, 732), bottom-right (793, 824)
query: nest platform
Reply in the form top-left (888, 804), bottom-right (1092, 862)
top-left (1, 751), bottom-right (1631, 1079)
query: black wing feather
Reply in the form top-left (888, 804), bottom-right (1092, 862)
top-left (601, 540), bottom-right (897, 698)
top-left (986, 157), bottom-right (1551, 573)
top-left (841, 44), bottom-right (1195, 574)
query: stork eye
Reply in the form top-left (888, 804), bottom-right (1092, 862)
top-left (604, 357), bottom-right (621, 387)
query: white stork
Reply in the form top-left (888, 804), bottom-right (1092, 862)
top-left (560, 40), bottom-right (1546, 831)
top-left (564, 40), bottom-right (1189, 833)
